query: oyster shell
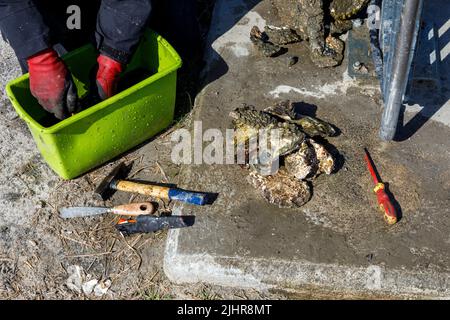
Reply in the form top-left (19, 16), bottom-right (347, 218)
top-left (284, 138), bottom-right (335, 179)
top-left (250, 26), bottom-right (283, 57)
top-left (330, 19), bottom-right (354, 35)
top-left (230, 104), bottom-right (279, 144)
top-left (248, 168), bottom-right (311, 208)
top-left (270, 0), bottom-right (368, 67)
top-left (309, 35), bottom-right (345, 68)
top-left (330, 0), bottom-right (370, 21)
top-left (310, 139), bottom-right (335, 175)
top-left (284, 140), bottom-right (318, 180)
top-left (230, 105), bottom-right (306, 158)
top-left (231, 101), bottom-right (336, 208)
top-left (264, 25), bottom-right (302, 45)
top-left (264, 100), bottom-right (336, 137)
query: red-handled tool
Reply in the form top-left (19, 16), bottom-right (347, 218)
top-left (364, 149), bottom-right (398, 225)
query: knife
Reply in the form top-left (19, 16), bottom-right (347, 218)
top-left (116, 215), bottom-right (195, 235)
top-left (59, 202), bottom-right (155, 219)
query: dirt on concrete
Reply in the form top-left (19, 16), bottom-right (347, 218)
top-left (0, 93), bottom-right (278, 299)
top-left (0, 0), bottom-right (284, 300)
top-left (164, 0), bottom-right (450, 298)
top-left (1, 0), bottom-right (449, 300)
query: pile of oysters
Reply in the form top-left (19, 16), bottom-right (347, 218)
top-left (251, 0), bottom-right (370, 67)
top-left (230, 100), bottom-right (337, 208)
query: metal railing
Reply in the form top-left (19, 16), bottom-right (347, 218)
top-left (378, 0), bottom-right (424, 140)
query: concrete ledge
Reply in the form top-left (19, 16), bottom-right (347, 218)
top-left (164, 0), bottom-right (450, 299)
top-left (166, 227), bottom-right (450, 298)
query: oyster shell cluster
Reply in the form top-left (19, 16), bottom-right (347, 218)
top-left (230, 100), bottom-right (337, 208)
top-left (251, 0), bottom-right (369, 67)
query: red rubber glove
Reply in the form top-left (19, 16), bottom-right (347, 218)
top-left (96, 54), bottom-right (123, 100)
top-left (27, 48), bottom-right (78, 120)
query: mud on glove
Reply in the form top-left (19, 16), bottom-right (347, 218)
top-left (95, 54), bottom-right (123, 101)
top-left (27, 48), bottom-right (78, 120)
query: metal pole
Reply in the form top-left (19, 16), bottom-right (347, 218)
top-left (379, 0), bottom-right (423, 141)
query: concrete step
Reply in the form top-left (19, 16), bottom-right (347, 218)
top-left (164, 0), bottom-right (450, 298)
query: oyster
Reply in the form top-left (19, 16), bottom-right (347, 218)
top-left (330, 0), bottom-right (370, 20)
top-left (264, 100), bottom-right (336, 137)
top-left (271, 0), bottom-right (369, 67)
top-left (309, 35), bottom-right (345, 68)
top-left (230, 104), bottom-right (279, 144)
top-left (284, 139), bottom-right (318, 180)
top-left (248, 168), bottom-right (311, 208)
top-left (250, 26), bottom-right (284, 57)
top-left (231, 101), bottom-right (336, 208)
top-left (329, 0), bottom-right (369, 36)
top-left (263, 25), bottom-right (302, 45)
top-left (230, 105), bottom-right (306, 158)
top-left (309, 139), bottom-right (335, 174)
top-left (330, 19), bottom-right (353, 35)
top-left (284, 138), bottom-right (335, 179)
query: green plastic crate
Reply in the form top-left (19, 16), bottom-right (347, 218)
top-left (6, 30), bottom-right (182, 179)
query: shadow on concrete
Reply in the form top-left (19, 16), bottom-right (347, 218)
top-left (383, 182), bottom-right (403, 222)
top-left (152, 0), bottom-right (266, 120)
top-left (199, 0), bottom-right (263, 86)
top-left (396, 89), bottom-right (449, 141)
top-left (291, 101), bottom-right (318, 117)
top-left (395, 0), bottom-right (450, 141)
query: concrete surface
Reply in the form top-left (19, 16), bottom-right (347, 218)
top-left (0, 38), bottom-right (50, 228)
top-left (0, 23), bottom-right (276, 300)
top-left (0, 11), bottom-right (278, 299)
top-left (164, 0), bottom-right (450, 298)
top-left (0, 0), bottom-right (448, 300)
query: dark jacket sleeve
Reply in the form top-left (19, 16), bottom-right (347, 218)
top-left (0, 0), bottom-right (50, 59)
top-left (95, 0), bottom-right (152, 64)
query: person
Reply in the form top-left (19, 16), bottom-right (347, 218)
top-left (0, 0), bottom-right (154, 120)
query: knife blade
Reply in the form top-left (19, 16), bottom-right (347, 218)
top-left (115, 215), bottom-right (195, 235)
top-left (60, 207), bottom-right (109, 219)
top-left (59, 202), bottom-right (154, 219)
